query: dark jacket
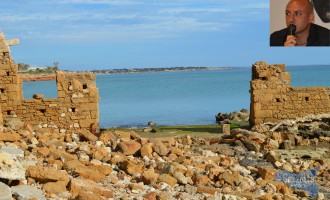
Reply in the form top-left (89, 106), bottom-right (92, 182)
top-left (270, 23), bottom-right (330, 46)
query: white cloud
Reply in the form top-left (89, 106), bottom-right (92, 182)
top-left (158, 7), bottom-right (230, 14)
top-left (0, 0), bottom-right (267, 42)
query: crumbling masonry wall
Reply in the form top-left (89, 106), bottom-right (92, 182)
top-left (0, 33), bottom-right (99, 132)
top-left (250, 61), bottom-right (330, 126)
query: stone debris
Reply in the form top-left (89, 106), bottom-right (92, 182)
top-left (0, 116), bottom-right (327, 200)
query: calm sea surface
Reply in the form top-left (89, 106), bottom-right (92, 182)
top-left (22, 65), bottom-right (330, 128)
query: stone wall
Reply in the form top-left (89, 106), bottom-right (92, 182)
top-left (250, 61), bottom-right (330, 126)
top-left (0, 33), bottom-right (99, 132)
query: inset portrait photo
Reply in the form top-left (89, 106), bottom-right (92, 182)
top-left (270, 0), bottom-right (330, 47)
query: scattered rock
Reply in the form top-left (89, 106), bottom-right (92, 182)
top-left (0, 115), bottom-right (327, 199)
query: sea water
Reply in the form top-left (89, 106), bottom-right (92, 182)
top-left (22, 65), bottom-right (330, 128)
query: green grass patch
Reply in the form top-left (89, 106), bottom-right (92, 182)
top-left (100, 122), bottom-right (248, 139)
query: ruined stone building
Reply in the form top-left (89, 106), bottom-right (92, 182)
top-left (250, 61), bottom-right (330, 126)
top-left (0, 33), bottom-right (99, 132)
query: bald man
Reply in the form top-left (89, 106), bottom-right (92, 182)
top-left (270, 0), bottom-right (330, 46)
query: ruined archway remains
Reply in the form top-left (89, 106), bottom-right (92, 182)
top-left (0, 33), bottom-right (99, 132)
top-left (250, 61), bottom-right (330, 126)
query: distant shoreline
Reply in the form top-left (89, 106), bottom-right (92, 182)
top-left (80, 66), bottom-right (237, 74)
top-left (20, 67), bottom-right (238, 81)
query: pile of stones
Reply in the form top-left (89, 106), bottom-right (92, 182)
top-left (0, 117), bottom-right (329, 200)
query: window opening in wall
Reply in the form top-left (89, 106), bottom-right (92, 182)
top-left (39, 109), bottom-right (46, 114)
top-left (0, 88), bottom-right (5, 93)
top-left (6, 110), bottom-right (11, 115)
top-left (83, 84), bottom-right (88, 89)
top-left (22, 80), bottom-right (58, 99)
top-left (3, 52), bottom-right (6, 56)
top-left (276, 98), bottom-right (281, 102)
top-left (71, 108), bottom-right (76, 112)
top-left (6, 71), bottom-right (10, 76)
top-left (262, 77), bottom-right (267, 80)
top-left (305, 97), bottom-right (309, 101)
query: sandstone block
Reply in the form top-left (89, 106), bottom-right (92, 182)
top-left (257, 167), bottom-right (276, 181)
top-left (0, 182), bottom-right (12, 200)
top-left (220, 171), bottom-right (242, 186)
top-left (69, 178), bottom-right (113, 199)
top-left (11, 185), bottom-right (47, 200)
top-left (92, 148), bottom-right (108, 160)
top-left (221, 124), bottom-right (230, 134)
top-left (140, 142), bottom-right (153, 157)
top-left (26, 166), bottom-right (70, 185)
top-left (114, 130), bottom-right (131, 139)
top-left (0, 132), bottom-right (21, 142)
top-left (118, 140), bottom-right (141, 155)
top-left (48, 146), bottom-right (77, 161)
top-left (43, 181), bottom-right (67, 194)
top-left (192, 174), bottom-right (210, 185)
top-left (99, 132), bottom-right (116, 145)
top-left (141, 168), bottom-right (159, 184)
top-left (0, 152), bottom-right (25, 180)
top-left (196, 184), bottom-right (218, 195)
top-left (152, 141), bottom-right (169, 156)
top-left (128, 183), bottom-right (144, 191)
top-left (120, 160), bottom-right (143, 175)
top-left (158, 174), bottom-right (177, 187)
top-left (79, 130), bottom-right (98, 142)
top-left (170, 147), bottom-right (184, 156)
top-left (90, 164), bottom-right (112, 176)
top-left (143, 192), bottom-right (157, 200)
top-left (75, 166), bottom-right (106, 182)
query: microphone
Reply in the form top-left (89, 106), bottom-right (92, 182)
top-left (288, 24), bottom-right (296, 35)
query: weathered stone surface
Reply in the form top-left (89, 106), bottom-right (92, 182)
top-left (143, 192), bottom-right (157, 200)
top-left (258, 167), bottom-right (276, 181)
top-left (11, 185), bottom-right (47, 200)
top-left (152, 141), bottom-right (169, 156)
top-left (250, 61), bottom-right (330, 126)
top-left (114, 130), bottom-right (131, 139)
top-left (0, 33), bottom-right (99, 132)
top-left (0, 152), bottom-right (25, 180)
top-left (99, 131), bottom-right (116, 145)
top-left (48, 146), bottom-right (77, 161)
top-left (4, 118), bottom-right (24, 130)
top-left (0, 182), bottom-right (12, 200)
top-left (79, 130), bottom-right (98, 142)
top-left (26, 166), bottom-right (70, 185)
top-left (196, 184), bottom-right (218, 195)
top-left (118, 140), bottom-right (141, 155)
top-left (221, 171), bottom-right (242, 186)
top-left (141, 168), bottom-right (159, 184)
top-left (140, 142), bottom-right (153, 157)
top-left (0, 132), bottom-right (21, 142)
top-left (221, 124), bottom-right (231, 134)
top-left (158, 174), bottom-right (177, 187)
top-left (0, 146), bottom-right (24, 158)
top-left (43, 181), bottom-right (67, 194)
top-left (120, 160), bottom-right (143, 175)
top-left (69, 178), bottom-right (113, 198)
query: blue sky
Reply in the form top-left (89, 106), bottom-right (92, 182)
top-left (0, 0), bottom-right (329, 70)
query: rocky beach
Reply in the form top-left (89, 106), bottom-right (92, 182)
top-left (1, 34), bottom-right (329, 200)
top-left (0, 112), bottom-right (329, 200)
